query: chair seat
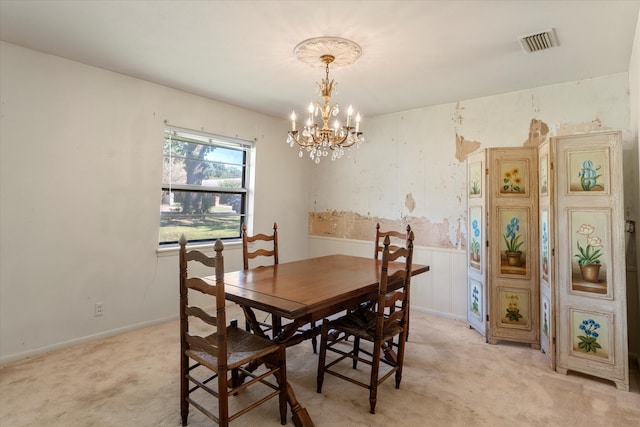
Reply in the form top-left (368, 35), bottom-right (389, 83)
top-left (328, 307), bottom-right (403, 342)
top-left (188, 326), bottom-right (281, 371)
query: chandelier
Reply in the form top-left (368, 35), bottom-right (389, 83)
top-left (287, 37), bottom-right (365, 163)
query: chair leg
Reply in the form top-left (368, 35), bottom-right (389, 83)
top-left (316, 320), bottom-right (329, 393)
top-left (369, 340), bottom-right (383, 415)
top-left (218, 369), bottom-right (230, 427)
top-left (180, 354), bottom-right (188, 426)
top-left (272, 315), bottom-right (282, 338)
top-left (405, 309), bottom-right (410, 341)
top-left (276, 347), bottom-right (288, 425)
top-left (395, 328), bottom-right (408, 389)
top-left (310, 320), bottom-right (318, 353)
top-left (352, 337), bottom-right (360, 369)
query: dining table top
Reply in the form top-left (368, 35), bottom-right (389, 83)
top-left (216, 254), bottom-right (430, 323)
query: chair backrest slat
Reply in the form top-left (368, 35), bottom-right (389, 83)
top-left (185, 277), bottom-right (217, 296)
top-left (185, 305), bottom-right (218, 327)
top-left (186, 334), bottom-right (218, 354)
top-left (184, 250), bottom-right (217, 267)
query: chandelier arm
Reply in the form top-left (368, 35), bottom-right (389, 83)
top-left (338, 131), bottom-right (362, 148)
top-left (327, 132), bottom-right (348, 147)
top-left (289, 130), bottom-right (318, 148)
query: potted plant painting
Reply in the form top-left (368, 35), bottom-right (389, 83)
top-left (541, 220), bottom-right (549, 276)
top-left (577, 160), bottom-right (602, 191)
top-left (577, 318), bottom-right (602, 354)
top-left (470, 219), bottom-right (481, 263)
top-left (504, 294), bottom-right (523, 322)
top-left (574, 224), bottom-right (603, 283)
top-left (503, 217), bottom-right (524, 266)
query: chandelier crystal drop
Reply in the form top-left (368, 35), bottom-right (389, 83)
top-left (287, 37), bottom-right (365, 164)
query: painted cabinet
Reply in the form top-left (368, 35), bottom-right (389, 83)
top-left (467, 131), bottom-right (628, 391)
top-left (466, 148), bottom-right (539, 347)
top-left (538, 141), bottom-right (555, 369)
top-left (551, 131), bottom-right (628, 391)
top-left (466, 150), bottom-right (488, 339)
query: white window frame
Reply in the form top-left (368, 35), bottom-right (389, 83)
top-left (160, 125), bottom-right (253, 246)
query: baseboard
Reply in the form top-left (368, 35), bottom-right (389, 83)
top-left (413, 306), bottom-right (466, 322)
top-left (0, 314), bottom-right (178, 365)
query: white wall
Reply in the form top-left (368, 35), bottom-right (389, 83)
top-left (308, 73), bottom-right (636, 329)
top-left (0, 42), bottom-right (310, 363)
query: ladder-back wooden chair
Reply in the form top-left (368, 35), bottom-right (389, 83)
top-left (316, 232), bottom-right (415, 414)
top-left (241, 222), bottom-right (280, 336)
top-left (374, 223), bottom-right (413, 342)
top-left (179, 235), bottom-right (288, 426)
top-left (242, 222), bottom-right (318, 353)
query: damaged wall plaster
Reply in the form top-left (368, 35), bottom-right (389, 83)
top-left (524, 118), bottom-right (549, 147)
top-left (555, 118), bottom-right (612, 135)
top-left (309, 210), bottom-right (462, 250)
top-left (405, 193), bottom-right (416, 212)
top-left (455, 133), bottom-right (481, 162)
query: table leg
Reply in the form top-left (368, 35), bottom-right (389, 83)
top-left (287, 382), bottom-right (314, 427)
top-left (239, 307), bottom-right (315, 425)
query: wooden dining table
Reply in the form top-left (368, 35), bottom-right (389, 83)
top-left (207, 254), bottom-right (429, 427)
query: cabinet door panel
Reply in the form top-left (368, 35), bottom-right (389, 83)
top-left (553, 131), bottom-right (628, 391)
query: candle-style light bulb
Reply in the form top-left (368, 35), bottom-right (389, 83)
top-left (290, 111), bottom-right (296, 131)
top-left (347, 105), bottom-right (353, 126)
top-left (308, 102), bottom-right (314, 124)
top-left (355, 113), bottom-right (361, 132)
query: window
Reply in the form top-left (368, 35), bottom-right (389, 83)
top-left (160, 126), bottom-right (252, 245)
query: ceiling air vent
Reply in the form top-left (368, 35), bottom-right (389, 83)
top-left (518, 29), bottom-right (557, 53)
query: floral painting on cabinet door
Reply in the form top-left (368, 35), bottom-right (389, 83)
top-left (540, 209), bottom-right (550, 284)
top-left (469, 279), bottom-right (483, 322)
top-left (468, 161), bottom-right (482, 197)
top-left (469, 207), bottom-right (482, 271)
top-left (542, 296), bottom-right (550, 341)
top-left (568, 150), bottom-right (608, 193)
top-left (499, 289), bottom-right (529, 327)
top-left (499, 208), bottom-right (528, 276)
top-left (540, 154), bottom-right (549, 196)
top-left (499, 160), bottom-right (527, 195)
top-left (569, 210), bottom-right (609, 296)
top-left (570, 309), bottom-right (612, 362)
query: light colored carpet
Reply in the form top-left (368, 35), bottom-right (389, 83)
top-left (1, 306), bottom-right (638, 427)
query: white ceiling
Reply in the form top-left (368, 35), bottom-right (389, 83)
top-left (1, 1), bottom-right (639, 119)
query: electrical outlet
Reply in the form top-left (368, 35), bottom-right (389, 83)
top-left (95, 302), bottom-right (103, 317)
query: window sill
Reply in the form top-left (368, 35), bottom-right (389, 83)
top-left (156, 239), bottom-right (242, 257)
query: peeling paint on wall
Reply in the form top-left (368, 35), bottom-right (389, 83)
top-left (451, 101), bottom-right (465, 126)
top-left (455, 133), bottom-right (481, 162)
top-left (556, 118), bottom-right (612, 135)
top-left (405, 193), bottom-right (416, 212)
top-left (523, 118), bottom-right (549, 147)
top-left (309, 211), bottom-right (461, 249)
